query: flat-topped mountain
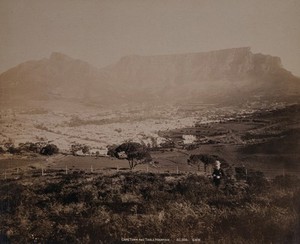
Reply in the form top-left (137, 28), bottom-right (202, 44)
top-left (103, 47), bottom-right (299, 103)
top-left (0, 47), bottom-right (299, 106)
top-left (107, 47), bottom-right (288, 83)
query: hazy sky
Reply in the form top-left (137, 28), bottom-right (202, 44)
top-left (1, 0), bottom-right (300, 75)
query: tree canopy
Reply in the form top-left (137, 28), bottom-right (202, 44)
top-left (109, 142), bottom-right (152, 170)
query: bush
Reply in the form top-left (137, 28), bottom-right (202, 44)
top-left (40, 144), bottom-right (59, 155)
top-left (70, 143), bottom-right (90, 155)
top-left (7, 146), bottom-right (21, 154)
top-left (273, 175), bottom-right (300, 189)
top-left (18, 142), bottom-right (40, 153)
top-left (0, 171), bottom-right (299, 243)
top-left (246, 170), bottom-right (269, 193)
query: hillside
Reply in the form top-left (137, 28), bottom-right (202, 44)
top-left (0, 52), bottom-right (116, 105)
top-left (102, 47), bottom-right (300, 103)
top-left (0, 48), bottom-right (299, 107)
top-left (160, 104), bottom-right (300, 176)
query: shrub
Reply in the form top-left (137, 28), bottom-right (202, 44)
top-left (18, 142), bottom-right (41, 153)
top-left (70, 143), bottom-right (90, 155)
top-left (40, 144), bottom-right (59, 155)
top-left (7, 146), bottom-right (21, 154)
top-left (1, 171), bottom-right (299, 243)
top-left (246, 170), bottom-right (269, 193)
top-left (273, 175), bottom-right (299, 189)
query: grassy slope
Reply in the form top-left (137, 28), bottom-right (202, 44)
top-left (0, 172), bottom-right (299, 243)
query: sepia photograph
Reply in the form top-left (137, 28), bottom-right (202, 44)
top-left (0, 0), bottom-right (300, 243)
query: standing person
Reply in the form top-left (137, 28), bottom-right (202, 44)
top-left (212, 160), bottom-right (224, 187)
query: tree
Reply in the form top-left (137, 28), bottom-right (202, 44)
top-left (82, 145), bottom-right (90, 154)
top-left (40, 144), bottom-right (59, 155)
top-left (7, 146), bottom-right (21, 154)
top-left (70, 143), bottom-right (90, 156)
top-left (107, 144), bottom-right (118, 157)
top-left (110, 142), bottom-right (152, 170)
top-left (18, 142), bottom-right (40, 153)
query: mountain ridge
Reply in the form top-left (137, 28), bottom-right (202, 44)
top-left (0, 47), bottom-right (299, 107)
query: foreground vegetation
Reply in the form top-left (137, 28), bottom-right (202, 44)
top-left (0, 171), bottom-right (299, 243)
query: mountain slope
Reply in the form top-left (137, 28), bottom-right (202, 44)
top-left (0, 47), bottom-right (299, 106)
top-left (0, 52), bottom-right (114, 104)
top-left (101, 47), bottom-right (300, 103)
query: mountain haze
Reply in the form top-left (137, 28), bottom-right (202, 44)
top-left (102, 47), bottom-right (299, 103)
top-left (0, 52), bottom-right (115, 105)
top-left (1, 47), bottom-right (299, 107)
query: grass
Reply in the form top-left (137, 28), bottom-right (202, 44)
top-left (0, 171), bottom-right (299, 243)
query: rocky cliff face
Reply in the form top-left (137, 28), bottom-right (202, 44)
top-left (0, 47), bottom-right (299, 106)
top-left (102, 47), bottom-right (298, 103)
top-left (105, 47), bottom-right (290, 84)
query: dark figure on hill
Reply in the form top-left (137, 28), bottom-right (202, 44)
top-left (212, 160), bottom-right (225, 187)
